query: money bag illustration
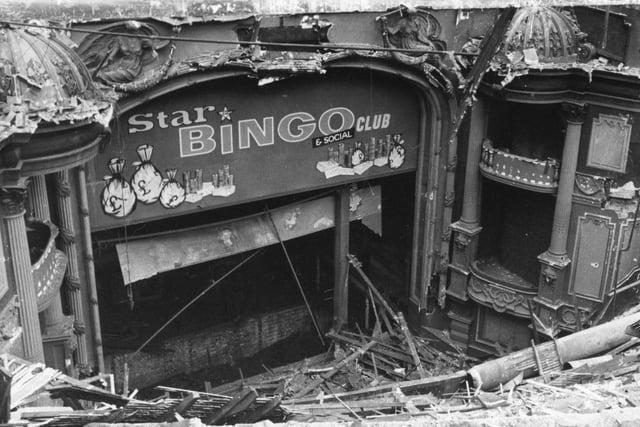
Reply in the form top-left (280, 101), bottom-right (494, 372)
top-left (351, 142), bottom-right (365, 166)
top-left (101, 157), bottom-right (137, 218)
top-left (159, 169), bottom-right (186, 209)
top-left (388, 133), bottom-right (406, 169)
top-left (131, 144), bottom-right (163, 204)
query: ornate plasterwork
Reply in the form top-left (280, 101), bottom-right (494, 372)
top-left (377, 6), bottom-right (462, 93)
top-left (0, 186), bottom-right (27, 217)
top-left (77, 21), bottom-right (172, 86)
top-left (587, 113), bottom-right (632, 173)
top-left (0, 295), bottom-right (20, 340)
top-left (468, 274), bottom-right (533, 318)
top-left (574, 172), bottom-right (608, 199)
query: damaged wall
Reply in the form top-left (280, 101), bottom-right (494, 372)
top-left (107, 304), bottom-right (316, 390)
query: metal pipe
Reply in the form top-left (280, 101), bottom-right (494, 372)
top-left (77, 165), bottom-right (105, 373)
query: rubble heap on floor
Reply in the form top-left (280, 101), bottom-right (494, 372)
top-left (7, 268), bottom-right (640, 426)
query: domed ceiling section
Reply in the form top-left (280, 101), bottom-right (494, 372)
top-left (502, 6), bottom-right (588, 62)
top-left (0, 23), bottom-right (112, 144)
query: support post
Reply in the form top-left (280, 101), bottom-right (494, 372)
top-left (448, 98), bottom-right (486, 302)
top-left (77, 166), bottom-right (105, 373)
top-left (537, 103), bottom-right (586, 320)
top-left (333, 186), bottom-right (350, 330)
top-left (0, 185), bottom-right (45, 362)
top-left (55, 169), bottom-right (89, 371)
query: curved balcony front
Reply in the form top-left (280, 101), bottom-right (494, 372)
top-left (27, 219), bottom-right (67, 312)
top-left (468, 258), bottom-right (538, 319)
top-left (479, 140), bottom-right (559, 193)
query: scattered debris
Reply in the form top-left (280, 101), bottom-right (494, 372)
top-left (7, 267), bottom-right (640, 425)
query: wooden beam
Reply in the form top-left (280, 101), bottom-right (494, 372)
top-left (333, 186), bottom-right (350, 330)
top-left (205, 388), bottom-right (257, 425)
top-left (284, 370), bottom-right (468, 405)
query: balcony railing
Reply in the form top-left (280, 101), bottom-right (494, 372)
top-left (480, 140), bottom-right (559, 193)
top-left (28, 219), bottom-right (67, 312)
top-left (468, 258), bottom-right (538, 319)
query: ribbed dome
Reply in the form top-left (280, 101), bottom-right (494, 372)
top-left (503, 6), bottom-right (585, 61)
top-left (0, 23), bottom-right (111, 143)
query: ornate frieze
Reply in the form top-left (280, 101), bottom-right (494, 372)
top-left (587, 113), bottom-right (632, 173)
top-left (468, 272), bottom-right (535, 318)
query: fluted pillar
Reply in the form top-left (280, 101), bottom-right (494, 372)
top-left (547, 103), bottom-right (586, 257)
top-left (537, 103), bottom-right (586, 307)
top-left (27, 175), bottom-right (66, 330)
top-left (1, 185), bottom-right (45, 362)
top-left (55, 169), bottom-right (89, 368)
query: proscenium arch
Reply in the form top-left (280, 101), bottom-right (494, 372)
top-left (112, 56), bottom-right (454, 323)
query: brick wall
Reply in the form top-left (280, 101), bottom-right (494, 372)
top-left (107, 305), bottom-right (313, 390)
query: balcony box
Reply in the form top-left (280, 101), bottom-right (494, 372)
top-left (480, 140), bottom-right (559, 193)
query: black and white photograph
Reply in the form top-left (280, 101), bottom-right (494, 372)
top-left (0, 0), bottom-right (640, 425)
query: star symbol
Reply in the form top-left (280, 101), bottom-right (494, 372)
top-left (218, 106), bottom-right (234, 122)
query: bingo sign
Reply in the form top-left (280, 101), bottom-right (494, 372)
top-left (88, 74), bottom-right (420, 229)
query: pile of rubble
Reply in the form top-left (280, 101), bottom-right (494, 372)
top-left (6, 269), bottom-right (640, 426)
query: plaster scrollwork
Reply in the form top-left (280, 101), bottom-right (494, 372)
top-left (468, 276), bottom-right (531, 317)
top-left (541, 265), bottom-right (559, 286)
top-left (0, 295), bottom-right (20, 340)
top-left (574, 173), bottom-right (608, 197)
top-left (453, 232), bottom-right (471, 252)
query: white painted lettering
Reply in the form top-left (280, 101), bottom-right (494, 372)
top-left (318, 107), bottom-right (354, 135)
top-left (193, 106), bottom-right (215, 124)
top-left (157, 111), bottom-right (169, 129)
top-left (278, 112), bottom-right (316, 143)
top-left (220, 124), bottom-right (234, 154)
top-left (170, 110), bottom-right (193, 127)
top-left (238, 118), bottom-right (274, 149)
top-left (128, 113), bottom-right (154, 134)
top-left (179, 125), bottom-right (216, 157)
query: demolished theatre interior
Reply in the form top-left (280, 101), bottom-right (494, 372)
top-left (2, 3), bottom-right (640, 421)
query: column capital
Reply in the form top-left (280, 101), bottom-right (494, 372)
top-left (561, 102), bottom-right (587, 124)
top-left (0, 186), bottom-right (28, 218)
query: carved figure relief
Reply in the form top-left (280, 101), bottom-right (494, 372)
top-left (77, 21), bottom-right (170, 85)
top-left (377, 6), bottom-right (461, 92)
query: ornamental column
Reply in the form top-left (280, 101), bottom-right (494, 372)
top-left (446, 98), bottom-right (487, 347)
top-left (448, 98), bottom-right (487, 301)
top-left (27, 175), bottom-right (65, 331)
top-left (55, 169), bottom-right (89, 369)
top-left (537, 103), bottom-right (586, 305)
top-left (0, 185), bottom-right (45, 362)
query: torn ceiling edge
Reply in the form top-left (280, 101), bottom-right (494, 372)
top-left (0, 0), bottom-right (637, 23)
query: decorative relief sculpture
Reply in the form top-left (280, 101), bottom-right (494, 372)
top-left (574, 172), bottom-right (608, 198)
top-left (468, 276), bottom-right (531, 317)
top-left (77, 21), bottom-right (171, 85)
top-left (377, 6), bottom-right (462, 92)
top-left (587, 113), bottom-right (632, 173)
